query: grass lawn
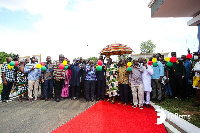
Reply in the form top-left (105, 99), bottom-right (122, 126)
top-left (0, 83), bottom-right (2, 95)
top-left (154, 95), bottom-right (200, 128)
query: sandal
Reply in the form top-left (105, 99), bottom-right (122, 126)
top-left (111, 100), bottom-right (115, 104)
top-left (18, 98), bottom-right (22, 102)
top-left (123, 103), bottom-right (128, 106)
top-left (107, 99), bottom-right (111, 102)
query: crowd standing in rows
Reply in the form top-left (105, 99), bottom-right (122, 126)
top-left (1, 51), bottom-right (200, 109)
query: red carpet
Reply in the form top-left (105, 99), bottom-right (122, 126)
top-left (52, 101), bottom-right (167, 133)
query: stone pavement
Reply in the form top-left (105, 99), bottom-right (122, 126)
top-left (0, 98), bottom-right (95, 133)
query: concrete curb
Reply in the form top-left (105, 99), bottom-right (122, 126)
top-left (150, 101), bottom-right (200, 133)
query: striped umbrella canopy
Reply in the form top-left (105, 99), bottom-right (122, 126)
top-left (100, 43), bottom-right (133, 55)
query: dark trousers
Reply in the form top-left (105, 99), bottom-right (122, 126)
top-left (1, 81), bottom-right (14, 100)
top-left (54, 79), bottom-right (64, 100)
top-left (128, 85), bottom-right (133, 103)
top-left (165, 82), bottom-right (172, 97)
top-left (96, 79), bottom-right (106, 99)
top-left (40, 82), bottom-right (44, 98)
top-left (170, 75), bottom-right (185, 99)
top-left (71, 86), bottom-right (80, 98)
top-left (44, 79), bottom-right (53, 99)
top-left (184, 78), bottom-right (193, 97)
top-left (151, 79), bottom-right (162, 101)
top-left (80, 80), bottom-right (85, 97)
top-left (85, 80), bottom-right (96, 100)
top-left (119, 84), bottom-right (129, 103)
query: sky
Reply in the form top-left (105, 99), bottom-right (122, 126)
top-left (0, 0), bottom-right (199, 62)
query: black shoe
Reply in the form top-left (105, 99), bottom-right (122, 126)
top-left (56, 99), bottom-right (60, 102)
top-left (151, 98), bottom-right (157, 101)
top-left (146, 104), bottom-right (149, 108)
top-left (72, 97), bottom-right (76, 100)
top-left (2, 99), bottom-right (6, 102)
top-left (76, 97), bottom-right (79, 100)
top-left (86, 99), bottom-right (89, 102)
top-left (101, 98), bottom-right (105, 101)
top-left (91, 98), bottom-right (94, 102)
top-left (45, 98), bottom-right (48, 101)
top-left (96, 98), bottom-right (100, 101)
top-left (156, 100), bottom-right (161, 103)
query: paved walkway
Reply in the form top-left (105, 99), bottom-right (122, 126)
top-left (0, 98), bottom-right (95, 133)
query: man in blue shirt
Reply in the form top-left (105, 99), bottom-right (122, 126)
top-left (151, 53), bottom-right (164, 103)
top-left (24, 56), bottom-right (41, 102)
top-left (181, 55), bottom-right (192, 98)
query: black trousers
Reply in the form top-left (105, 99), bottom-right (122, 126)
top-left (129, 85), bottom-right (133, 103)
top-left (119, 84), bottom-right (129, 103)
top-left (85, 80), bottom-right (96, 100)
top-left (170, 75), bottom-right (185, 99)
top-left (96, 79), bottom-right (106, 99)
top-left (54, 79), bottom-right (64, 100)
top-left (1, 81), bottom-right (14, 100)
top-left (40, 82), bottom-right (45, 98)
top-left (184, 78), bottom-right (193, 97)
top-left (71, 86), bottom-right (80, 98)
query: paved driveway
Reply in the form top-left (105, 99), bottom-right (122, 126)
top-left (0, 98), bottom-right (96, 133)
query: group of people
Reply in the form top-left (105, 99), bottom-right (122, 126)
top-left (1, 51), bottom-right (200, 109)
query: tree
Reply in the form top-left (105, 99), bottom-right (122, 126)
top-left (87, 57), bottom-right (98, 63)
top-left (0, 52), bottom-right (19, 64)
top-left (140, 40), bottom-right (156, 54)
top-left (117, 54), bottom-right (129, 62)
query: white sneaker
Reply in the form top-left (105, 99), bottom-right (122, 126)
top-left (132, 105), bottom-right (137, 108)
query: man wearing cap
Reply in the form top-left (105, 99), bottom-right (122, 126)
top-left (24, 56), bottom-right (41, 102)
top-left (41, 56), bottom-right (54, 101)
top-left (53, 54), bottom-right (66, 102)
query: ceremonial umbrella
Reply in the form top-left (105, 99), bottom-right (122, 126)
top-left (100, 43), bottom-right (133, 56)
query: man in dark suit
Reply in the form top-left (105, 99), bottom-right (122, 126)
top-left (70, 60), bottom-right (82, 100)
top-left (96, 56), bottom-right (106, 101)
top-left (169, 52), bottom-right (186, 100)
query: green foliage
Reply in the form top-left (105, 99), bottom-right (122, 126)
top-left (87, 57), bottom-right (98, 63)
top-left (0, 52), bottom-right (19, 64)
top-left (140, 40), bottom-right (156, 54)
top-left (117, 54), bottom-right (129, 62)
top-left (0, 84), bottom-right (3, 95)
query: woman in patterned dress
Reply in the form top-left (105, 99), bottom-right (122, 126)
top-left (106, 58), bottom-right (119, 104)
top-left (61, 60), bottom-right (72, 98)
top-left (16, 60), bottom-right (28, 102)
